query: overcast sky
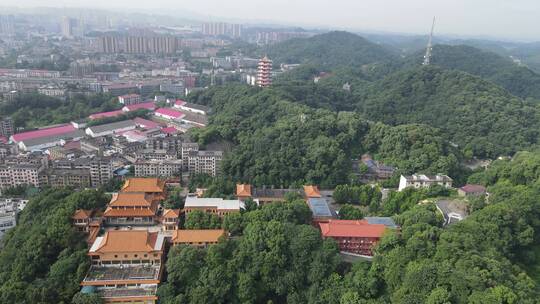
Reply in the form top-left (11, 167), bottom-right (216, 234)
top-left (3, 0), bottom-right (540, 41)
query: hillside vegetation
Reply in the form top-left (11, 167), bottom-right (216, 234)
top-left (266, 31), bottom-right (397, 69)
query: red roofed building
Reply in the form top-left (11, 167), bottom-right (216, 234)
top-left (160, 126), bottom-right (179, 135)
top-left (122, 101), bottom-right (156, 112)
top-left (133, 117), bottom-right (161, 129)
top-left (458, 184), bottom-right (487, 197)
top-left (10, 124), bottom-right (77, 143)
top-left (319, 220), bottom-right (387, 256)
top-left (154, 108), bottom-right (184, 121)
top-left (89, 110), bottom-right (124, 120)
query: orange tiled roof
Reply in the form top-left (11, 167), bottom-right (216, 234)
top-left (109, 193), bottom-right (154, 207)
top-left (121, 178), bottom-right (165, 193)
top-left (303, 185), bottom-right (322, 198)
top-left (93, 230), bottom-right (158, 253)
top-left (172, 229), bottom-right (225, 244)
top-left (162, 209), bottom-right (180, 218)
top-left (236, 184), bottom-right (252, 197)
top-left (73, 209), bottom-right (92, 220)
top-left (319, 220), bottom-right (386, 238)
top-left (103, 208), bottom-right (156, 217)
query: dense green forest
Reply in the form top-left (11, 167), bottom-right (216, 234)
top-left (0, 189), bottom-right (110, 303)
top-left (156, 151), bottom-right (540, 303)
top-left (266, 31), bottom-right (397, 69)
top-left (356, 66), bottom-right (540, 158)
top-left (189, 84), bottom-right (464, 188)
top-left (405, 45), bottom-right (540, 100)
top-left (0, 93), bottom-right (119, 129)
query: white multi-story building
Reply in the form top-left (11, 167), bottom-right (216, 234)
top-left (187, 150), bottom-right (222, 177)
top-left (134, 159), bottom-right (183, 177)
top-left (398, 174), bottom-right (453, 191)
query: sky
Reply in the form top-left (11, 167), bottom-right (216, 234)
top-left (3, 0), bottom-right (540, 41)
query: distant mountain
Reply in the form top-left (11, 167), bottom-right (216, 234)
top-left (357, 66), bottom-right (539, 158)
top-left (403, 45), bottom-right (540, 100)
top-left (266, 31), bottom-right (397, 69)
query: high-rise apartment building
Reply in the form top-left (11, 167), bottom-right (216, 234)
top-left (202, 22), bottom-right (243, 38)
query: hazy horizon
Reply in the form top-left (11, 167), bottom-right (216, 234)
top-left (2, 0), bottom-right (540, 42)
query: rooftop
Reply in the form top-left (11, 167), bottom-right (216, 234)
top-left (109, 193), bottom-right (154, 207)
top-left (319, 220), bottom-right (387, 238)
top-left (121, 178), bottom-right (166, 193)
top-left (11, 124), bottom-right (77, 142)
top-left (185, 196), bottom-right (245, 210)
top-left (236, 184), bottom-right (252, 197)
top-left (123, 102), bottom-right (156, 112)
top-left (163, 209), bottom-right (180, 218)
top-left (459, 184), bottom-right (486, 193)
top-left (87, 120), bottom-right (136, 134)
top-left (304, 185), bottom-right (322, 198)
top-left (307, 197), bottom-right (333, 218)
top-left (99, 286), bottom-right (158, 300)
top-left (171, 229), bottom-right (225, 244)
top-left (89, 230), bottom-right (164, 254)
top-left (73, 209), bottom-right (93, 220)
top-left (155, 108), bottom-right (183, 119)
top-left (83, 265), bottom-right (160, 283)
top-left (89, 110), bottom-right (124, 120)
top-left (133, 117), bottom-right (161, 129)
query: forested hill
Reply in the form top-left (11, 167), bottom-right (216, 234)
top-left (266, 31), bottom-right (397, 68)
top-left (356, 65), bottom-right (539, 158)
top-left (189, 84), bottom-right (465, 188)
top-left (405, 44), bottom-right (540, 100)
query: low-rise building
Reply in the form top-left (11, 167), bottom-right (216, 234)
top-left (154, 108), bottom-right (183, 121)
top-left (319, 220), bottom-right (388, 256)
top-left (184, 196), bottom-right (244, 217)
top-left (458, 184), bottom-right (486, 197)
top-left (118, 93), bottom-right (142, 105)
top-left (134, 159), bottom-right (183, 178)
top-left (82, 230), bottom-right (165, 304)
top-left (398, 174), bottom-right (453, 191)
top-left (86, 120), bottom-right (136, 138)
top-left (173, 100), bottom-right (210, 115)
top-left (171, 229), bottom-right (225, 247)
top-left (161, 209), bottom-right (180, 231)
top-left (39, 168), bottom-right (92, 188)
top-left (103, 192), bottom-right (161, 226)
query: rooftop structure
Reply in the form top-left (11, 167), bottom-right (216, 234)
top-left (88, 110), bottom-right (124, 120)
top-left (171, 229), bottom-right (225, 247)
top-left (303, 185), bottom-right (322, 198)
top-left (154, 108), bottom-right (183, 120)
top-left (85, 120), bottom-right (136, 138)
top-left (458, 184), bottom-right (486, 197)
top-left (10, 124), bottom-right (77, 143)
top-left (184, 196), bottom-right (245, 217)
top-left (122, 102), bottom-right (156, 112)
top-left (133, 117), bottom-right (161, 129)
top-left (307, 197), bottom-right (334, 219)
top-left (398, 174), bottom-right (453, 191)
top-left (121, 177), bottom-right (166, 195)
top-left (319, 220), bottom-right (388, 256)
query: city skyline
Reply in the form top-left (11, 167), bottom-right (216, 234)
top-left (1, 0), bottom-right (540, 42)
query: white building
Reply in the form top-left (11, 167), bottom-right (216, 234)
top-left (134, 159), bottom-right (183, 177)
top-left (85, 120), bottom-right (136, 138)
top-left (184, 196), bottom-right (245, 217)
top-left (118, 94), bottom-right (142, 105)
top-left (398, 174), bottom-right (453, 191)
